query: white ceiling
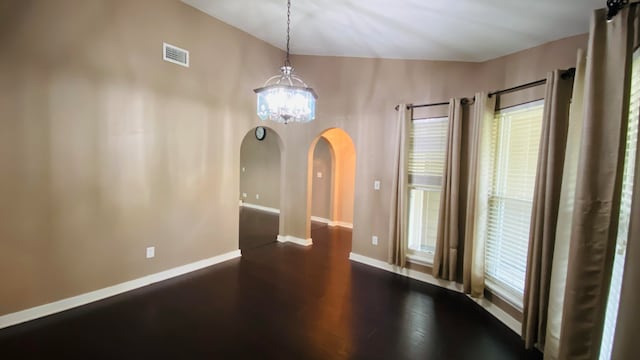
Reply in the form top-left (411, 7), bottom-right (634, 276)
top-left (183, 0), bottom-right (603, 62)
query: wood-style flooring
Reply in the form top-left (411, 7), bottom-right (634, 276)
top-left (0, 209), bottom-right (541, 359)
top-left (239, 206), bottom-right (280, 251)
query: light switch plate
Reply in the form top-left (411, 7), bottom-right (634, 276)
top-left (372, 236), bottom-right (378, 245)
top-left (317, 172), bottom-right (323, 178)
top-left (242, 193), bottom-right (247, 198)
top-left (146, 246), bottom-right (155, 259)
top-left (374, 180), bottom-right (381, 190)
top-left (256, 194), bottom-right (260, 200)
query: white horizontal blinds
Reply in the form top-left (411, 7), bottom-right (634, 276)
top-left (485, 101), bottom-right (544, 300)
top-left (408, 117), bottom-right (448, 187)
top-left (407, 117), bottom-right (448, 255)
top-left (600, 52), bottom-right (640, 360)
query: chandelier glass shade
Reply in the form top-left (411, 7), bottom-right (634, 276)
top-left (254, 66), bottom-right (317, 124)
top-left (254, 0), bottom-right (317, 124)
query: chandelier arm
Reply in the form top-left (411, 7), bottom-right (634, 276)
top-left (263, 74), bottom-right (284, 86)
top-left (290, 74), bottom-right (308, 87)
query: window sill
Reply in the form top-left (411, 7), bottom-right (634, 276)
top-left (406, 253), bottom-right (434, 266)
top-left (485, 279), bottom-right (524, 311)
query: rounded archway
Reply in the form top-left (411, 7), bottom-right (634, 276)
top-left (306, 128), bottom-right (356, 239)
top-left (239, 126), bottom-right (284, 252)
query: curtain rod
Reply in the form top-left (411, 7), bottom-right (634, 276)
top-left (489, 79), bottom-right (547, 98)
top-left (394, 98), bottom-right (473, 111)
top-left (395, 66), bottom-right (575, 111)
top-left (394, 102), bottom-right (448, 111)
top-left (607, 0), bottom-right (630, 21)
top-left (489, 67), bottom-right (575, 98)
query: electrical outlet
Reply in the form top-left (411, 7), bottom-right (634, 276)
top-left (242, 193), bottom-right (247, 198)
top-left (374, 180), bottom-right (381, 190)
top-left (242, 167), bottom-right (245, 172)
top-left (317, 172), bottom-right (322, 178)
top-left (372, 236), bottom-right (378, 246)
top-left (146, 246), bottom-right (155, 259)
top-left (256, 194), bottom-right (260, 200)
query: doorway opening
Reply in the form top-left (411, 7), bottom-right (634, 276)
top-left (307, 128), bottom-right (356, 237)
top-left (239, 126), bottom-right (283, 252)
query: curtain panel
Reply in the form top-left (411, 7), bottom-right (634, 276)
top-left (463, 92), bottom-right (496, 297)
top-left (433, 98), bottom-right (463, 281)
top-left (544, 50), bottom-right (587, 360)
top-left (389, 105), bottom-right (411, 267)
top-left (521, 70), bottom-right (574, 351)
top-left (559, 5), bottom-right (640, 359)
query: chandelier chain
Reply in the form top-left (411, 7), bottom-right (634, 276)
top-left (285, 0), bottom-right (291, 67)
top-left (253, 0), bottom-right (316, 124)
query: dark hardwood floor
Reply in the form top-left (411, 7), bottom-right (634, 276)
top-left (239, 206), bottom-right (279, 251)
top-left (0, 209), bottom-right (541, 359)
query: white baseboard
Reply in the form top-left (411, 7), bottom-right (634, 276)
top-left (277, 235), bottom-right (313, 246)
top-left (348, 252), bottom-right (521, 336)
top-left (349, 252), bottom-right (463, 292)
top-left (0, 250), bottom-right (241, 330)
top-left (241, 203), bottom-right (280, 214)
top-left (467, 295), bottom-right (521, 335)
top-left (311, 216), bottom-right (331, 224)
top-left (331, 221), bottom-right (353, 229)
top-left (310, 216), bottom-right (353, 229)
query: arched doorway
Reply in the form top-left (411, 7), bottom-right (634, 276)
top-left (239, 126), bottom-right (283, 251)
top-left (307, 128), bottom-right (356, 237)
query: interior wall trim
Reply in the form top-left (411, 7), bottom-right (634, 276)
top-left (310, 216), bottom-right (353, 229)
top-left (310, 216), bottom-right (331, 224)
top-left (277, 235), bottom-right (313, 246)
top-left (348, 252), bottom-right (521, 336)
top-left (241, 203), bottom-right (280, 214)
top-left (331, 221), bottom-right (353, 229)
top-left (0, 250), bottom-right (242, 330)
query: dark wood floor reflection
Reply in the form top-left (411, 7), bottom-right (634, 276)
top-left (0, 209), bottom-right (541, 359)
top-left (239, 206), bottom-right (279, 251)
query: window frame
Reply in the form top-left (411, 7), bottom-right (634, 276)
top-left (406, 116), bottom-right (449, 264)
top-left (483, 100), bottom-right (545, 309)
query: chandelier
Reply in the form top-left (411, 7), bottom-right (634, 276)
top-left (253, 0), bottom-right (317, 124)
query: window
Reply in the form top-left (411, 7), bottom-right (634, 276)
top-left (407, 116), bottom-right (448, 263)
top-left (600, 52), bottom-right (640, 360)
top-left (484, 101), bottom-right (544, 306)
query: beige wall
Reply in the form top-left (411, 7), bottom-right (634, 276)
top-left (311, 137), bottom-right (333, 220)
top-left (240, 127), bottom-right (282, 209)
top-left (278, 34), bottom-right (588, 261)
top-left (0, 0), bottom-right (589, 318)
top-left (0, 0), bottom-right (285, 315)
top-left (281, 56), bottom-right (484, 250)
top-left (481, 34), bottom-right (588, 109)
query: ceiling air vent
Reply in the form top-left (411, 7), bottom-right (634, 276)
top-left (163, 42), bottom-right (189, 67)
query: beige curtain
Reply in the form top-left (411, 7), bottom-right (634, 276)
top-left (544, 50), bottom-right (587, 360)
top-left (463, 92), bottom-right (495, 297)
top-left (611, 111), bottom-right (640, 359)
top-left (559, 5), bottom-right (640, 359)
top-left (389, 104), bottom-right (411, 267)
top-left (521, 70), bottom-right (574, 350)
top-left (433, 98), bottom-right (462, 281)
